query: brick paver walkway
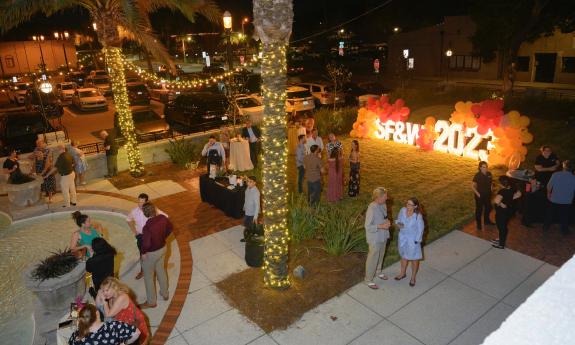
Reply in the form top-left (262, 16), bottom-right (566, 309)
top-left (82, 175), bottom-right (241, 345)
top-left (462, 214), bottom-right (575, 267)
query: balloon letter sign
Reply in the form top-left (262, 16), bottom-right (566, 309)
top-left (350, 97), bottom-right (533, 166)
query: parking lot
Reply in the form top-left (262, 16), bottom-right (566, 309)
top-left (0, 92), bottom-right (165, 145)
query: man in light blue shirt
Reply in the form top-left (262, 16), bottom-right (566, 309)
top-left (242, 176), bottom-right (260, 241)
top-left (296, 134), bottom-right (306, 193)
top-left (545, 160), bottom-right (575, 234)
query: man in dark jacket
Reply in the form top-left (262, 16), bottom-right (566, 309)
top-left (100, 130), bottom-right (118, 178)
top-left (241, 120), bottom-right (261, 167)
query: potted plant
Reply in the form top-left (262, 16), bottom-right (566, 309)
top-left (23, 249), bottom-right (86, 313)
top-left (244, 223), bottom-right (264, 267)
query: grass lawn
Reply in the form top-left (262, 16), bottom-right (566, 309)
top-left (288, 135), bottom-right (486, 266)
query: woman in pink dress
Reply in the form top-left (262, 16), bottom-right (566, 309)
top-left (327, 147), bottom-right (343, 202)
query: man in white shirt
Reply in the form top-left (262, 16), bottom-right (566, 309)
top-left (305, 128), bottom-right (323, 154)
top-left (126, 193), bottom-right (167, 279)
top-left (202, 135), bottom-right (226, 177)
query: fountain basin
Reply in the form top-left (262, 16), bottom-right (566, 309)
top-left (3, 175), bottom-right (43, 207)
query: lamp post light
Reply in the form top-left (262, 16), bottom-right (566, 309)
top-left (223, 11), bottom-right (233, 71)
top-left (445, 49), bottom-right (453, 84)
top-left (181, 35), bottom-right (192, 64)
top-left (242, 17), bottom-right (249, 60)
top-left (32, 35), bottom-right (46, 72)
top-left (54, 31), bottom-right (71, 72)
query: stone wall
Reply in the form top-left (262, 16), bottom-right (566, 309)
top-left (1, 129), bottom-right (218, 187)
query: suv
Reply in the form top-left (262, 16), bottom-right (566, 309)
top-left (164, 92), bottom-right (230, 133)
top-left (297, 82), bottom-right (344, 106)
top-left (85, 75), bottom-right (112, 96)
top-left (114, 106), bottom-right (169, 140)
top-left (8, 82), bottom-right (30, 105)
top-left (285, 86), bottom-right (315, 113)
top-left (89, 69), bottom-right (108, 77)
top-left (55, 82), bottom-right (77, 102)
top-left (0, 111), bottom-right (57, 155)
top-left (65, 71), bottom-right (87, 86)
top-left (25, 89), bottom-right (64, 118)
top-left (126, 82), bottom-right (151, 105)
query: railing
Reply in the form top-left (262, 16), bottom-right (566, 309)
top-left (78, 129), bottom-right (187, 156)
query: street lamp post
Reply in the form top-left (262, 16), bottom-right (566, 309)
top-left (445, 49), bottom-right (453, 85)
top-left (242, 17), bottom-right (249, 61)
top-left (223, 11), bottom-right (233, 71)
top-left (32, 35), bottom-right (46, 72)
top-left (54, 31), bottom-right (71, 72)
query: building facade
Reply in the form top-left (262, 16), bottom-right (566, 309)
top-left (0, 40), bottom-right (77, 76)
top-left (386, 16), bottom-right (575, 85)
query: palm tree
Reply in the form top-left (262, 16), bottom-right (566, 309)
top-left (0, 0), bottom-right (219, 176)
top-left (253, 0), bottom-right (293, 289)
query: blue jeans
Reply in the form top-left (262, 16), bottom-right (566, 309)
top-left (297, 166), bottom-right (305, 193)
top-left (307, 180), bottom-right (321, 206)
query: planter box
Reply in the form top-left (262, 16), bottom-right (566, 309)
top-left (23, 261), bottom-right (86, 313)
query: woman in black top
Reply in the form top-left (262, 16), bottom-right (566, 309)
top-left (491, 176), bottom-right (522, 249)
top-left (68, 303), bottom-right (140, 345)
top-left (2, 149), bottom-right (34, 184)
top-left (86, 238), bottom-right (116, 299)
top-left (472, 161), bottom-right (493, 230)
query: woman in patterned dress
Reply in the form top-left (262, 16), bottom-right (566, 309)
top-left (34, 142), bottom-right (56, 202)
top-left (68, 303), bottom-right (140, 345)
top-left (348, 140), bottom-right (360, 197)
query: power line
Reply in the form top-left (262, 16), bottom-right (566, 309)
top-left (290, 0), bottom-right (394, 44)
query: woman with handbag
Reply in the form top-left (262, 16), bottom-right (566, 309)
top-left (96, 277), bottom-right (150, 345)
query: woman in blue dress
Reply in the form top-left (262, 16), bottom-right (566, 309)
top-left (394, 197), bottom-right (424, 287)
top-left (70, 140), bottom-right (89, 185)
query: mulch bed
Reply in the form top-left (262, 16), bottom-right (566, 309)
top-left (216, 239), bottom-right (366, 333)
top-left (108, 162), bottom-right (203, 190)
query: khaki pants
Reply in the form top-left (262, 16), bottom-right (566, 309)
top-left (142, 246), bottom-right (168, 305)
top-left (365, 241), bottom-right (387, 282)
top-left (60, 172), bottom-right (77, 207)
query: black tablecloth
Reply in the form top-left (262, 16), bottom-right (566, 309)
top-left (199, 174), bottom-right (245, 219)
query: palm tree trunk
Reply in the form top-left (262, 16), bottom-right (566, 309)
top-left (104, 47), bottom-right (145, 176)
top-left (254, 0), bottom-right (293, 290)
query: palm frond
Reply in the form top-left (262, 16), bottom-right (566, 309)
top-left (129, 28), bottom-right (176, 73)
top-left (150, 0), bottom-right (221, 24)
top-left (0, 0), bottom-right (78, 33)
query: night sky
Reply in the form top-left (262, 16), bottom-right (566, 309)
top-left (0, 0), bottom-right (468, 43)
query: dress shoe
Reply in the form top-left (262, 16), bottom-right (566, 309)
top-left (162, 294), bottom-right (169, 301)
top-left (135, 271), bottom-right (144, 280)
top-left (492, 244), bottom-right (505, 249)
top-left (409, 279), bottom-right (416, 287)
top-left (71, 203), bottom-right (76, 206)
top-left (490, 238), bottom-right (500, 244)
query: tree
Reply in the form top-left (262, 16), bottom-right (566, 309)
top-left (0, 0), bottom-right (219, 176)
top-left (253, 0), bottom-right (293, 290)
top-left (326, 62), bottom-right (351, 111)
top-left (470, 0), bottom-right (575, 94)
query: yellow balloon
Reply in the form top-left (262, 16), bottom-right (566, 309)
top-left (518, 116), bottom-right (530, 127)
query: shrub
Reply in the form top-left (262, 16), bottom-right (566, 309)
top-left (32, 249), bottom-right (79, 281)
top-left (316, 203), bottom-right (367, 256)
top-left (313, 106), bottom-right (358, 136)
top-left (165, 138), bottom-right (202, 168)
top-left (288, 194), bottom-right (320, 243)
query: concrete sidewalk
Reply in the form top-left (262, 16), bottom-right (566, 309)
top-left (167, 228), bottom-right (557, 345)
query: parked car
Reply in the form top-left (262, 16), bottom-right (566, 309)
top-left (0, 111), bottom-right (57, 155)
top-left (72, 88), bottom-right (108, 112)
top-left (234, 95), bottom-right (263, 124)
top-left (164, 92), bottom-right (230, 133)
top-left (342, 82), bottom-right (381, 107)
top-left (147, 81), bottom-right (180, 103)
top-left (85, 75), bottom-right (112, 96)
top-left (8, 82), bottom-right (30, 105)
top-left (65, 71), bottom-right (87, 86)
top-left (25, 89), bottom-right (64, 118)
top-left (202, 65), bottom-right (226, 75)
top-left (356, 81), bottom-right (389, 97)
top-left (285, 86), bottom-right (315, 114)
top-left (287, 62), bottom-right (305, 76)
top-left (89, 69), bottom-right (108, 77)
top-left (297, 82), bottom-right (344, 106)
top-left (114, 106), bottom-right (169, 140)
top-left (55, 82), bottom-right (77, 102)
top-left (126, 82), bottom-right (151, 105)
